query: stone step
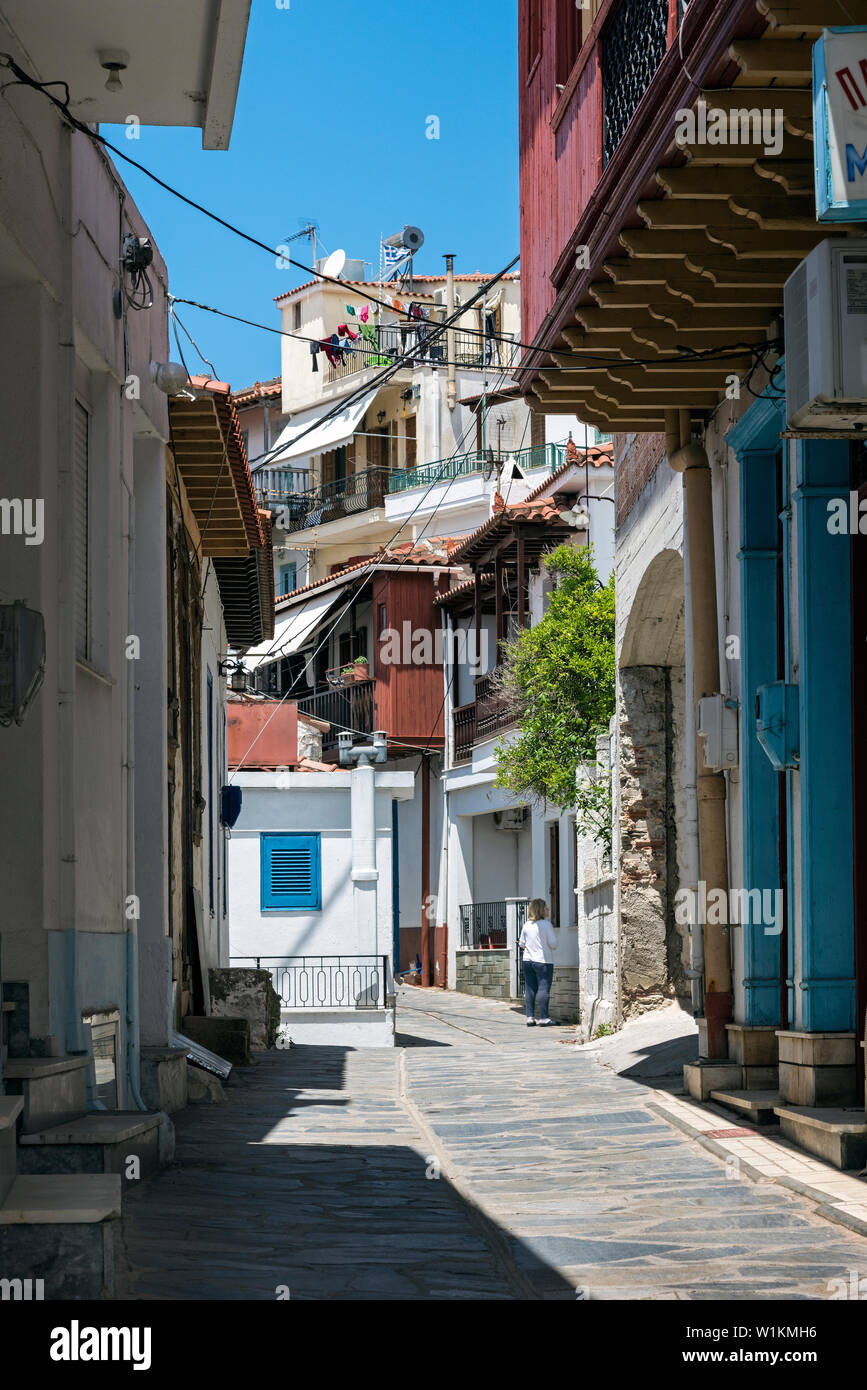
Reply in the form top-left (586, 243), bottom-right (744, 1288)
top-left (0, 1173), bottom-right (121, 1299)
top-left (0, 1097), bottom-right (24, 1205)
top-left (774, 1105), bottom-right (867, 1171)
top-left (4, 1056), bottom-right (88, 1135)
top-left (710, 1088), bottom-right (781, 1125)
top-left (17, 1110), bottom-right (173, 1185)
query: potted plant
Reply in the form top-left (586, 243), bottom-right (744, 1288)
top-left (345, 655), bottom-right (369, 683)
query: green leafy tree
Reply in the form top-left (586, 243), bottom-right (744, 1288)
top-left (493, 544), bottom-right (615, 848)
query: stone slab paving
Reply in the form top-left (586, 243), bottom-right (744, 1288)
top-left (117, 988), bottom-right (867, 1300)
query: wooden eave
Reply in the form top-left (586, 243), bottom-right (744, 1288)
top-left (169, 393), bottom-right (257, 558)
top-left (519, 0), bottom-right (867, 433)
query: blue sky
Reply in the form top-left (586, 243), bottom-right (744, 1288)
top-left (106, 0), bottom-right (519, 391)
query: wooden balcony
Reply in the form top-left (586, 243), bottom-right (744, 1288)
top-left (296, 680), bottom-right (375, 753)
top-left (452, 672), bottom-right (518, 763)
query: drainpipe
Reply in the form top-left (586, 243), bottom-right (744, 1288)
top-left (666, 410), bottom-right (732, 1059)
top-left (681, 502), bottom-right (705, 1017)
top-left (444, 254), bottom-right (456, 413)
top-left (56, 121), bottom-right (81, 1059)
top-left (420, 754), bottom-right (431, 986)
top-left (122, 478), bottom-right (146, 1110)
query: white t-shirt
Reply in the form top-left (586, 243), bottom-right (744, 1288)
top-left (519, 917), bottom-right (557, 964)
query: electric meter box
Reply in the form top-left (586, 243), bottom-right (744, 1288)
top-left (784, 238), bottom-right (867, 432)
top-left (697, 694), bottom-right (739, 772)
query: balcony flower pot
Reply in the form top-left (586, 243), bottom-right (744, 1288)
top-left (342, 660), bottom-right (369, 684)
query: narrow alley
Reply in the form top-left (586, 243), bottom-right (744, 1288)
top-left (117, 990), bottom-right (867, 1301)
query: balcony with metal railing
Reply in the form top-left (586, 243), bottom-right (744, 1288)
top-left (388, 441), bottom-right (568, 496)
top-left (324, 324), bottom-right (519, 384)
top-left (296, 679), bottom-right (375, 752)
top-left (267, 467), bottom-right (392, 534)
top-left (255, 442), bottom-right (569, 525)
top-left (254, 465), bottom-right (310, 511)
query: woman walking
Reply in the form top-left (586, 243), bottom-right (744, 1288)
top-left (519, 899), bottom-right (558, 1026)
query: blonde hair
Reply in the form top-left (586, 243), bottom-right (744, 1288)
top-left (527, 898), bottom-right (548, 921)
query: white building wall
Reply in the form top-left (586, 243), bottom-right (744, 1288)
top-left (0, 37), bottom-right (173, 1100)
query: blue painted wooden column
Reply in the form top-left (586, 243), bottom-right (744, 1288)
top-left (728, 391), bottom-right (786, 1026)
top-left (793, 438), bottom-right (855, 1032)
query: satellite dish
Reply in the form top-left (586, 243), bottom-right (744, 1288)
top-left (402, 226), bottom-right (425, 253)
top-left (320, 248), bottom-right (346, 280)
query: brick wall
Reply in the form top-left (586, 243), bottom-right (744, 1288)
top-left (615, 431), bottom-right (666, 527)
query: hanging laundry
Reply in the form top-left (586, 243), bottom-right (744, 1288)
top-left (345, 304), bottom-right (358, 318)
top-left (392, 296), bottom-right (404, 314)
top-left (309, 340), bottom-right (320, 373)
top-left (359, 304), bottom-right (370, 323)
top-left (337, 323), bottom-right (358, 340)
top-left (359, 320), bottom-right (377, 347)
top-left (320, 336), bottom-right (341, 367)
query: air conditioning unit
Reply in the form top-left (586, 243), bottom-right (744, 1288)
top-left (784, 238), bottom-right (867, 431)
top-left (493, 807), bottom-right (529, 832)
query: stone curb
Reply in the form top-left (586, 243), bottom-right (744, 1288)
top-left (646, 1096), bottom-right (867, 1242)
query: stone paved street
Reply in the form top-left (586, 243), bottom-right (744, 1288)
top-left (118, 989), bottom-right (867, 1300)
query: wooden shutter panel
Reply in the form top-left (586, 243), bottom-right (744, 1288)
top-left (261, 834), bottom-right (321, 909)
top-left (73, 402), bottom-right (89, 661)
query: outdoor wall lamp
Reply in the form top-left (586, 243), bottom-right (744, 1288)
top-left (150, 361), bottom-right (190, 396)
top-left (219, 658), bottom-right (249, 693)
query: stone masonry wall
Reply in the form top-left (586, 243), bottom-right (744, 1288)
top-left (456, 951), bottom-right (579, 1023)
top-left (618, 666), bottom-right (688, 1016)
top-left (456, 950), bottom-right (511, 1001)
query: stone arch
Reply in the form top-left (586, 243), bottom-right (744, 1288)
top-left (616, 548), bottom-right (691, 1016)
top-left (620, 548), bottom-right (685, 670)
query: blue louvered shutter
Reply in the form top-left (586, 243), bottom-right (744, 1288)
top-left (261, 833), bottom-right (321, 910)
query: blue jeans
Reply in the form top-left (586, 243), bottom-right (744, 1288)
top-left (524, 961), bottom-right (553, 1020)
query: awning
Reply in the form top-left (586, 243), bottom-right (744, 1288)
top-left (242, 587), bottom-right (343, 671)
top-left (260, 388), bottom-right (378, 467)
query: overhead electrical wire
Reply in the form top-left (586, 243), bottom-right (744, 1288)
top-left (0, 50), bottom-right (516, 329)
top-left (0, 52), bottom-right (782, 387)
top-left (168, 292), bottom-right (784, 379)
top-left (228, 350), bottom-right (520, 773)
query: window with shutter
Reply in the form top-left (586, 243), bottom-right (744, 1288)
top-left (261, 832), bottom-right (321, 910)
top-left (74, 401), bottom-right (89, 661)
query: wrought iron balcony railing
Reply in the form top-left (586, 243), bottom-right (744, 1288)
top-left (325, 324), bottom-right (519, 383)
top-left (601, 0), bottom-right (669, 167)
top-left (230, 955), bottom-right (388, 1009)
top-left (258, 442), bottom-right (573, 522)
top-left (270, 467), bottom-right (392, 533)
top-left (389, 441), bottom-right (568, 496)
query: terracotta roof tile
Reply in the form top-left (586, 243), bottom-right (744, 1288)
top-left (274, 536), bottom-right (460, 608)
top-left (275, 272), bottom-right (517, 304)
top-left (232, 376), bottom-right (282, 406)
